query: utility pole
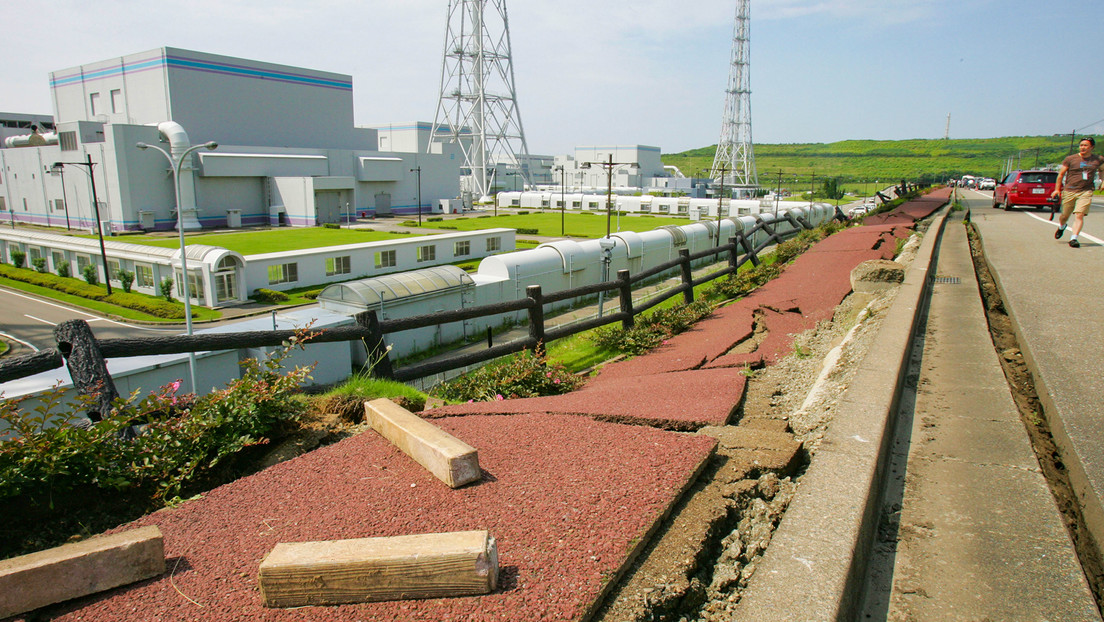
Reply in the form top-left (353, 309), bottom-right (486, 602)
top-left (714, 164), bottom-right (728, 247)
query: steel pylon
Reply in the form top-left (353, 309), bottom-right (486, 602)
top-left (430, 0), bottom-right (531, 200)
top-left (711, 0), bottom-right (758, 193)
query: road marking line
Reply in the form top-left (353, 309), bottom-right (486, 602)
top-left (2, 287), bottom-right (174, 332)
top-left (24, 315), bottom-right (57, 326)
top-left (1025, 212), bottom-right (1104, 245)
top-left (4, 290), bottom-right (97, 318)
top-left (0, 331), bottom-right (40, 352)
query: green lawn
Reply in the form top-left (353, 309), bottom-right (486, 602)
top-left (428, 211), bottom-right (693, 238)
top-left (90, 228), bottom-right (423, 255)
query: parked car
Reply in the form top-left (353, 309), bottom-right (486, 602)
top-left (978, 178), bottom-right (996, 190)
top-left (992, 170), bottom-right (1058, 210)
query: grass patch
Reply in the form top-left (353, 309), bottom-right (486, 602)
top-left (79, 228), bottom-right (424, 255)
top-left (435, 212), bottom-right (693, 238)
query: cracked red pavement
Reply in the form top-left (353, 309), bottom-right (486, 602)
top-left (34, 188), bottom-right (949, 622)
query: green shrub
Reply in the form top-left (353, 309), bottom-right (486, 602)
top-left (589, 301), bottom-right (713, 356)
top-left (10, 249), bottom-right (25, 269)
top-left (0, 338), bottom-right (312, 504)
top-left (253, 288), bottom-right (290, 303)
top-left (427, 217), bottom-right (444, 222)
top-left (432, 348), bottom-right (583, 403)
top-left (160, 277), bottom-right (174, 301)
top-left (0, 264), bottom-right (188, 319)
top-left (322, 222), bottom-right (340, 229)
top-left (401, 220), bottom-right (419, 227)
top-left (81, 264), bottom-right (99, 286)
top-left (301, 289), bottom-right (323, 300)
top-left (516, 227), bottom-right (538, 235)
top-left (116, 269), bottom-right (135, 293)
top-left (31, 258), bottom-right (47, 273)
top-left (517, 211), bottom-right (529, 215)
top-left (55, 260), bottom-right (70, 278)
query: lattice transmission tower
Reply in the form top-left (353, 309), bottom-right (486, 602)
top-left (430, 0), bottom-right (531, 200)
top-left (711, 0), bottom-right (758, 194)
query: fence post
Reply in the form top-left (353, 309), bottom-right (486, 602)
top-left (739, 233), bottom-right (760, 267)
top-left (54, 319), bottom-right (119, 420)
top-left (526, 284), bottom-right (545, 355)
top-left (728, 236), bottom-right (741, 271)
top-left (617, 269), bottom-right (635, 329)
top-left (760, 218), bottom-right (778, 245)
top-left (356, 310), bottom-right (394, 379)
top-left (678, 248), bottom-right (694, 304)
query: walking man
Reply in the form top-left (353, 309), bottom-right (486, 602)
top-left (1052, 137), bottom-right (1103, 248)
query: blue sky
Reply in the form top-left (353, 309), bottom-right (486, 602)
top-left (3, 0), bottom-right (1101, 155)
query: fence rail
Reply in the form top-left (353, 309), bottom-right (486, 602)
top-left (0, 211), bottom-right (841, 397)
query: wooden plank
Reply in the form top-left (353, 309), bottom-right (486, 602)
top-left (364, 398), bottom-right (481, 488)
top-left (258, 530), bottom-right (498, 607)
top-left (0, 525), bottom-right (165, 619)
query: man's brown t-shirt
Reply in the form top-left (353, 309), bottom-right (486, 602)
top-left (1061, 153), bottom-right (1104, 192)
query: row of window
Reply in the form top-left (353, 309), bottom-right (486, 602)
top-left (266, 237), bottom-right (502, 285)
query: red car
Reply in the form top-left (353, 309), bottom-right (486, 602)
top-left (992, 169), bottom-right (1058, 210)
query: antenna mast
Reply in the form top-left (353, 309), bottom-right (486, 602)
top-left (711, 0), bottom-right (757, 194)
top-left (431, 0), bottom-right (531, 200)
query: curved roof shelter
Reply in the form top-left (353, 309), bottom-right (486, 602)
top-left (319, 264), bottom-right (474, 307)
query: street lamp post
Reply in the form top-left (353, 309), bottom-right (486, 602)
top-left (49, 163), bottom-right (72, 230)
top-left (410, 166), bottom-right (422, 226)
top-left (136, 139), bottom-right (218, 393)
top-left (53, 155), bottom-right (112, 294)
top-left (553, 164), bottom-right (566, 236)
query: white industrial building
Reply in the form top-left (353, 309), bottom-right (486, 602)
top-left (0, 47), bottom-right (465, 233)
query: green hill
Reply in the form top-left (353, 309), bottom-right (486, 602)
top-left (663, 135), bottom-right (1080, 185)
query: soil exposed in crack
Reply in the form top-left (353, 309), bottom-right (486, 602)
top-left (965, 220), bottom-right (1104, 610)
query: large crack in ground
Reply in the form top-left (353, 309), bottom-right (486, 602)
top-left (591, 266), bottom-right (904, 621)
top-left (965, 218), bottom-right (1104, 612)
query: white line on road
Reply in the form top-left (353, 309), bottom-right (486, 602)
top-left (5, 289), bottom-right (97, 318)
top-left (0, 331), bottom-right (40, 352)
top-left (1025, 211), bottom-right (1104, 245)
top-left (24, 315), bottom-right (57, 326)
top-left (3, 289), bottom-right (176, 332)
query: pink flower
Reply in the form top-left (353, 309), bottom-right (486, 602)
top-left (495, 394), bottom-right (505, 401)
top-left (553, 379), bottom-right (561, 384)
top-left (546, 372), bottom-right (553, 378)
top-left (169, 381), bottom-right (181, 393)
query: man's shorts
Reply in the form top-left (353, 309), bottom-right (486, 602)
top-left (1061, 189), bottom-right (1094, 219)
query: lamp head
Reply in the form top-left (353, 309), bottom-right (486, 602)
top-left (203, 141), bottom-right (218, 151)
top-left (136, 142), bottom-right (149, 150)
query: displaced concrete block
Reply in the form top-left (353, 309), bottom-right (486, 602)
top-left (258, 530), bottom-right (498, 607)
top-left (0, 525), bottom-right (165, 619)
top-left (365, 398), bottom-right (481, 488)
top-left (850, 259), bottom-right (906, 293)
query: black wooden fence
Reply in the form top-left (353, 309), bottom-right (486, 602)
top-left (0, 210), bottom-right (840, 396)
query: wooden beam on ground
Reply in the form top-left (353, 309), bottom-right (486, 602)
top-left (258, 530), bottom-right (498, 607)
top-left (0, 526), bottom-right (165, 619)
top-left (364, 398), bottom-right (481, 488)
